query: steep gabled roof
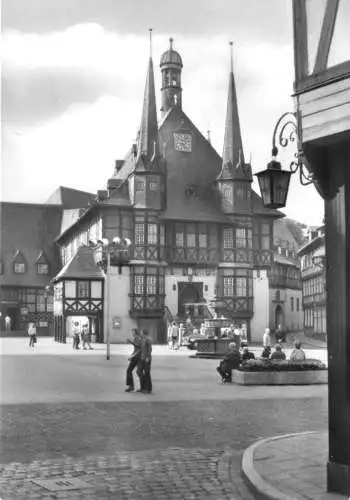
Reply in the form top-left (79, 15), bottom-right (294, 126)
top-left (45, 186), bottom-right (94, 208)
top-left (217, 43), bottom-right (252, 183)
top-left (53, 245), bottom-right (104, 282)
top-left (134, 54), bottom-right (161, 173)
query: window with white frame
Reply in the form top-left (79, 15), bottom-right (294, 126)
top-left (134, 275), bottom-right (144, 294)
top-left (236, 228), bottom-right (247, 248)
top-left (14, 263), bottom-right (25, 274)
top-left (135, 223), bottom-right (145, 244)
top-left (147, 224), bottom-right (158, 245)
top-left (175, 231), bottom-right (184, 248)
top-left (37, 263), bottom-right (49, 275)
top-left (236, 277), bottom-right (247, 296)
top-left (186, 224), bottom-right (196, 248)
top-left (223, 277), bottom-right (234, 296)
top-left (146, 275), bottom-right (157, 294)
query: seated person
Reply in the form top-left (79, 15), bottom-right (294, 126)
top-left (216, 342), bottom-right (241, 383)
top-left (289, 341), bottom-right (306, 361)
top-left (260, 346), bottom-right (271, 359)
top-left (270, 344), bottom-right (286, 360)
top-left (242, 346), bottom-right (255, 361)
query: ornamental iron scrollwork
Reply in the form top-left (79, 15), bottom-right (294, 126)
top-left (271, 112), bottom-right (314, 186)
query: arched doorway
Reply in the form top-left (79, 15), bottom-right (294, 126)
top-left (178, 282), bottom-right (203, 317)
top-left (275, 305), bottom-right (284, 329)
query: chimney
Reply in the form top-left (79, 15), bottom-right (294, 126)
top-left (97, 190), bottom-right (108, 202)
top-left (115, 160), bottom-right (124, 173)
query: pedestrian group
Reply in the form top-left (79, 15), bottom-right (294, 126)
top-left (125, 328), bottom-right (153, 394)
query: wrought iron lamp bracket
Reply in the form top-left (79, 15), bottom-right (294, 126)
top-left (272, 111), bottom-right (314, 187)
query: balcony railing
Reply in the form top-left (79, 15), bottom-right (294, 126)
top-left (129, 293), bottom-right (165, 316)
top-left (131, 245), bottom-right (273, 268)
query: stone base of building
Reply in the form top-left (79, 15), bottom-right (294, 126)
top-left (327, 460), bottom-right (350, 496)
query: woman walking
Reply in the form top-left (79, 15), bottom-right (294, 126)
top-left (125, 329), bottom-right (142, 392)
top-left (28, 322), bottom-right (37, 348)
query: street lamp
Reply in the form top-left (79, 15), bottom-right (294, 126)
top-left (89, 237), bottom-right (131, 361)
top-left (255, 112), bottom-right (316, 209)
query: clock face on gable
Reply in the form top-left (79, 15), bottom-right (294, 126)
top-left (174, 133), bottom-right (192, 153)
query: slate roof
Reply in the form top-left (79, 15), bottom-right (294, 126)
top-left (45, 186), bottom-right (94, 208)
top-left (53, 245), bottom-right (104, 282)
top-left (0, 202), bottom-right (62, 287)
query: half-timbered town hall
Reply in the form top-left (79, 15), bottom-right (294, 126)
top-left (0, 37), bottom-right (283, 344)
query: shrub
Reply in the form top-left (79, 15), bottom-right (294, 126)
top-left (238, 358), bottom-right (326, 372)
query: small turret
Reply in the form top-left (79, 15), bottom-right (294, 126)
top-left (160, 38), bottom-right (183, 116)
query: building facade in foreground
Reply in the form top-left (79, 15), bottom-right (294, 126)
top-left (268, 219), bottom-right (303, 334)
top-left (298, 226), bottom-right (326, 341)
top-left (1, 39), bottom-right (283, 343)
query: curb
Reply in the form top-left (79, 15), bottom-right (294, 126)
top-left (241, 431), bottom-right (319, 500)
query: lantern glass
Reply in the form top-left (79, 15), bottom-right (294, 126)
top-left (256, 169), bottom-right (292, 209)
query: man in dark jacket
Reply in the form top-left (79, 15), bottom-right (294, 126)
top-left (125, 329), bottom-right (141, 392)
top-left (137, 330), bottom-right (153, 393)
top-left (216, 342), bottom-right (241, 383)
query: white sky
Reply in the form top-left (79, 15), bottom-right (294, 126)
top-left (2, 0), bottom-right (325, 225)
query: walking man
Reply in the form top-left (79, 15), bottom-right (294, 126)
top-left (72, 321), bottom-right (80, 349)
top-left (125, 329), bottom-right (141, 392)
top-left (137, 329), bottom-right (153, 394)
top-left (170, 321), bottom-right (179, 350)
top-left (28, 322), bottom-right (37, 348)
top-left (81, 324), bottom-right (93, 350)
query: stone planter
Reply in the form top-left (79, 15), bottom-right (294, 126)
top-left (232, 369), bottom-right (328, 385)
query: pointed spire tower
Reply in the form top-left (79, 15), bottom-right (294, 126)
top-left (216, 42), bottom-right (253, 215)
top-left (135, 28), bottom-right (161, 172)
top-left (131, 29), bottom-right (164, 210)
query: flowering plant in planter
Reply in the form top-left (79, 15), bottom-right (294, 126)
top-left (238, 359), bottom-right (326, 372)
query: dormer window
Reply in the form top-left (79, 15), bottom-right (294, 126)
top-left (37, 263), bottom-right (49, 275)
top-left (14, 263), bottom-right (26, 274)
top-left (135, 179), bottom-right (145, 192)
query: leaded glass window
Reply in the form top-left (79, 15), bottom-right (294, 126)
top-left (77, 281), bottom-right (89, 298)
top-left (148, 224), bottom-right (158, 245)
top-left (223, 228), bottom-right (233, 249)
top-left (224, 277), bottom-right (234, 297)
top-left (135, 223), bottom-right (145, 244)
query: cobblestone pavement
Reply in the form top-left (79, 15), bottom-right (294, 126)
top-left (0, 399), bottom-right (327, 499)
top-left (0, 448), bottom-right (256, 500)
top-left (0, 344), bottom-right (328, 499)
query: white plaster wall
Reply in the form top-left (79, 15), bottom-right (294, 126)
top-left (105, 266), bottom-right (137, 343)
top-left (251, 270), bottom-right (270, 343)
top-left (269, 288), bottom-right (303, 332)
top-left (165, 270), bottom-right (217, 318)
